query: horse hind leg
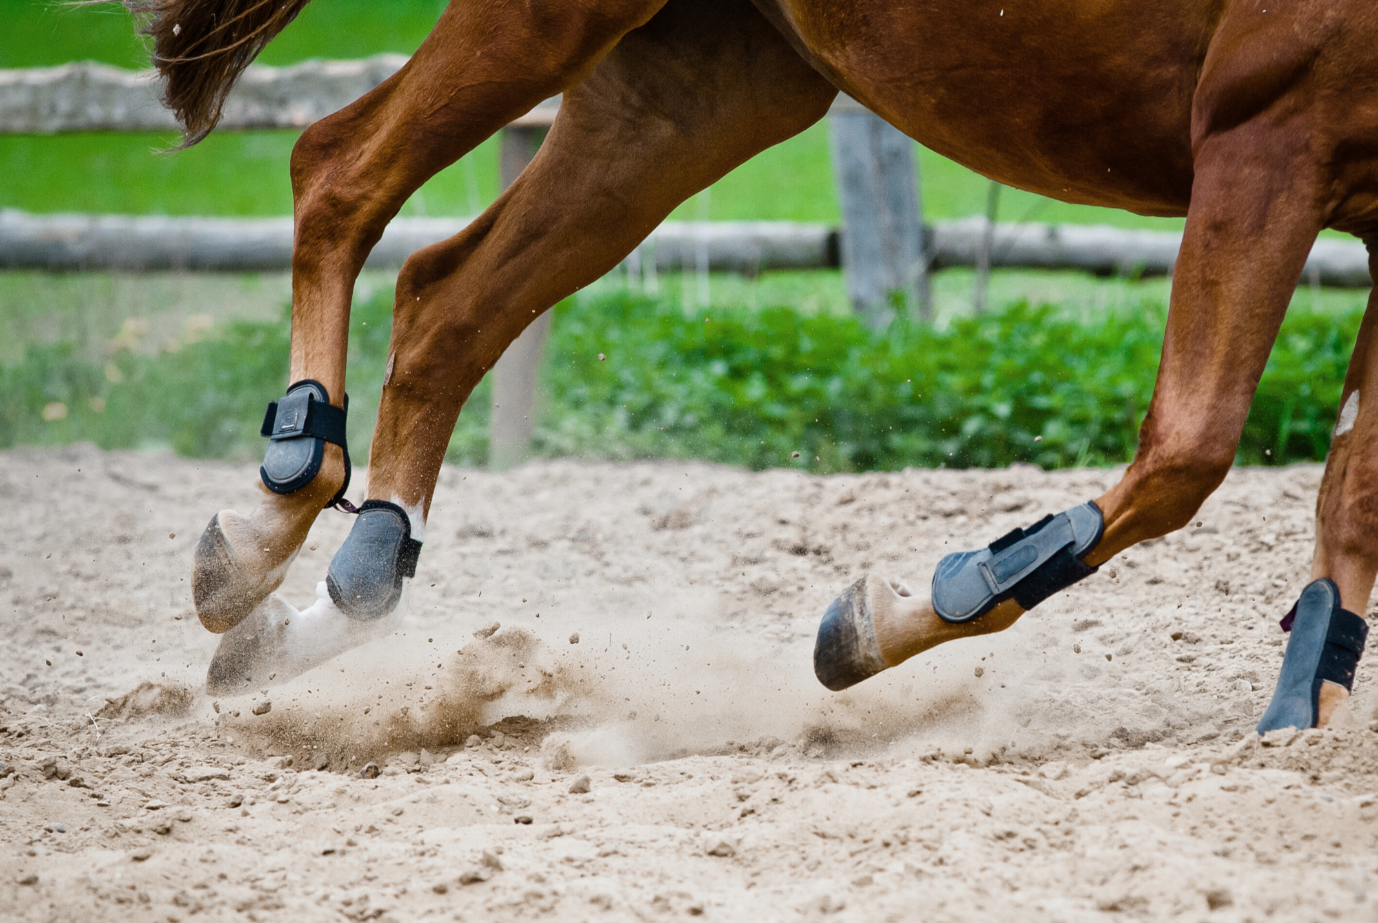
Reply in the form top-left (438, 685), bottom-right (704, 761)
top-left (202, 0), bottom-right (830, 690)
top-left (818, 117), bottom-right (1327, 692)
top-left (191, 0), bottom-right (668, 637)
top-left (1256, 248), bottom-right (1378, 732)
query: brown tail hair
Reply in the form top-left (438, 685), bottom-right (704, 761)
top-left (119, 0), bottom-right (314, 146)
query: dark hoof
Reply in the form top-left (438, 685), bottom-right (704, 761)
top-left (1257, 578), bottom-right (1368, 734)
top-left (814, 577), bottom-right (887, 691)
top-left (193, 514), bottom-right (270, 634)
top-left (327, 501), bottom-right (421, 621)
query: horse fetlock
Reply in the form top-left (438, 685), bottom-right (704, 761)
top-left (327, 501), bottom-right (423, 621)
top-left (260, 379), bottom-right (351, 507)
top-left (193, 510), bottom-right (299, 634)
top-left (1257, 578), bottom-right (1369, 734)
top-left (814, 502), bottom-right (1104, 691)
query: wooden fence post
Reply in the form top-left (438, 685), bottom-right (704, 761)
top-left (489, 125), bottom-right (551, 471)
top-left (973, 180), bottom-right (1002, 315)
top-left (828, 102), bottom-right (931, 328)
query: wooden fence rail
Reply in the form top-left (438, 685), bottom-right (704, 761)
top-left (0, 56), bottom-right (563, 133)
top-left (2, 210), bottom-right (1369, 287)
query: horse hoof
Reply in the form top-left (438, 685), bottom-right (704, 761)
top-left (206, 594), bottom-right (289, 695)
top-left (194, 513), bottom-right (288, 634)
top-left (326, 501), bottom-right (421, 621)
top-left (207, 586), bottom-right (402, 695)
top-left (814, 576), bottom-right (890, 691)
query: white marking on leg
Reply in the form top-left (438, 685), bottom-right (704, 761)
top-left (383, 351), bottom-right (396, 387)
top-left (213, 582), bottom-right (407, 690)
top-left (1335, 390), bottom-right (1360, 438)
top-left (390, 495), bottom-right (427, 543)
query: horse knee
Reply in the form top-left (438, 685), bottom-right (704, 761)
top-left (389, 232), bottom-right (501, 373)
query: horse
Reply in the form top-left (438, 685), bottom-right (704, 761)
top-left (123, 0), bottom-right (1378, 733)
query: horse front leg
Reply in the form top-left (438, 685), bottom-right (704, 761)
top-left (816, 120), bottom-right (1328, 695)
top-left (191, 0), bottom-right (667, 639)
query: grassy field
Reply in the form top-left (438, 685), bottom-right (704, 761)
top-left (2, 0), bottom-right (1187, 230)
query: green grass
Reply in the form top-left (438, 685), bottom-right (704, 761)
top-left (2, 0), bottom-right (1189, 231)
top-left (2, 0), bottom-right (447, 69)
top-left (0, 124), bottom-right (1188, 229)
top-left (0, 273), bottom-right (1360, 471)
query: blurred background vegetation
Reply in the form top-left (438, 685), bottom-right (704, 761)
top-left (0, 0), bottom-right (1366, 472)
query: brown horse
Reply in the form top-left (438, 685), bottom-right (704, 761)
top-left (127, 0), bottom-right (1378, 730)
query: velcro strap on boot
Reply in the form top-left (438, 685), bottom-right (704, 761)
top-left (932, 501), bottom-right (1104, 623)
top-left (1319, 607), bottom-right (1368, 690)
top-left (261, 389), bottom-right (348, 447)
top-left (1278, 593), bottom-right (1368, 690)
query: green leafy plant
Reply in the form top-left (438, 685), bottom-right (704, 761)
top-left (0, 286), bottom-right (1358, 472)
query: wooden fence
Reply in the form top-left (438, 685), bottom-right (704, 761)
top-left (3, 211), bottom-right (1368, 286)
top-left (3, 56), bottom-right (1372, 464)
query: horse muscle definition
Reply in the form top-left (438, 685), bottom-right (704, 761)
top-left (124, 0), bottom-right (1378, 730)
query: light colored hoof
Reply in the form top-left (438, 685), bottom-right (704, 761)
top-left (206, 583), bottom-right (402, 695)
top-left (815, 573), bottom-right (1025, 692)
top-left (1316, 681), bottom-right (1350, 729)
top-left (194, 512), bottom-right (290, 634)
top-left (815, 575), bottom-right (908, 691)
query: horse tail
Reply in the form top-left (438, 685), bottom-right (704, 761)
top-left (122, 0), bottom-right (314, 147)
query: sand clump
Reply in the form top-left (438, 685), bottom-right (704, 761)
top-left (96, 679), bottom-right (195, 720)
top-left (4, 446), bottom-right (1378, 919)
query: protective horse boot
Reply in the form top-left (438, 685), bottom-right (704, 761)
top-left (193, 380), bottom-right (350, 633)
top-left (814, 502), bottom-right (1104, 691)
top-left (327, 501), bottom-right (422, 621)
top-left (931, 501), bottom-right (1103, 623)
top-left (1257, 578), bottom-right (1368, 733)
top-left (259, 379), bottom-right (351, 500)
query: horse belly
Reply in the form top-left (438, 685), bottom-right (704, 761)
top-left (758, 0), bottom-right (1210, 216)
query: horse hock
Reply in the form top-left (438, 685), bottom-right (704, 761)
top-left (814, 502), bottom-right (1104, 690)
top-left (1257, 578), bottom-right (1369, 733)
top-left (192, 380), bottom-right (351, 633)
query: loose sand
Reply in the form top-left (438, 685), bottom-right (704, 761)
top-left (4, 445), bottom-right (1378, 921)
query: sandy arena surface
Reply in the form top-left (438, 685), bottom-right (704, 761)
top-left (4, 446), bottom-right (1378, 921)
